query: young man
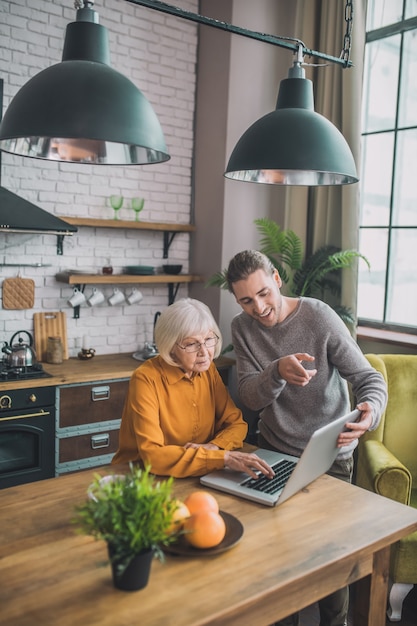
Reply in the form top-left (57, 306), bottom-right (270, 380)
top-left (225, 250), bottom-right (387, 626)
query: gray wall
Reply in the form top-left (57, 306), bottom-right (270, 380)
top-left (190, 0), bottom-right (296, 348)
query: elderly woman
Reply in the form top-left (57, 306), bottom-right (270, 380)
top-left (112, 298), bottom-right (273, 479)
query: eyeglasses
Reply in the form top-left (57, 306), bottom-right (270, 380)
top-left (176, 335), bottom-right (219, 353)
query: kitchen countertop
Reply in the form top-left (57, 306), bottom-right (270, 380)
top-left (0, 354), bottom-right (235, 390)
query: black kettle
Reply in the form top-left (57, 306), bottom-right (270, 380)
top-left (2, 330), bottom-right (37, 367)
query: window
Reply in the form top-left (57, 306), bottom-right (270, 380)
top-left (358, 0), bottom-right (417, 332)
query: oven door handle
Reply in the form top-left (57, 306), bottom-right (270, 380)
top-left (0, 409), bottom-right (51, 421)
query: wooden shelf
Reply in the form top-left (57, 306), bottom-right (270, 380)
top-left (55, 272), bottom-right (203, 286)
top-left (56, 272), bottom-right (205, 316)
top-left (59, 216), bottom-right (196, 258)
top-left (56, 219), bottom-right (202, 313)
top-left (60, 216), bottom-right (196, 232)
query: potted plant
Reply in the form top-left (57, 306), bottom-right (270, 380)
top-left (73, 464), bottom-right (179, 591)
top-left (206, 217), bottom-right (370, 329)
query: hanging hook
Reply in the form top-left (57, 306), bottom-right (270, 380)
top-left (295, 42), bottom-right (304, 67)
top-left (288, 43), bottom-right (306, 79)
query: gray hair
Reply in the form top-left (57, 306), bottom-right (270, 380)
top-left (226, 250), bottom-right (275, 293)
top-left (154, 298), bottom-right (222, 367)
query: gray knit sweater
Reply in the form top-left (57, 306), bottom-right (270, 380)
top-left (231, 297), bottom-right (387, 460)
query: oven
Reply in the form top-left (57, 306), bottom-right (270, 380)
top-left (0, 386), bottom-right (55, 489)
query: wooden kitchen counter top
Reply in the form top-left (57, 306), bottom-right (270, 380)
top-left (0, 354), bottom-right (235, 390)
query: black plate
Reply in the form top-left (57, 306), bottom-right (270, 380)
top-left (163, 510), bottom-right (244, 557)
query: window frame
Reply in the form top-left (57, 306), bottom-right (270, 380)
top-left (358, 4), bottom-right (417, 335)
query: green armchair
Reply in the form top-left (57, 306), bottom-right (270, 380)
top-left (355, 353), bottom-right (417, 621)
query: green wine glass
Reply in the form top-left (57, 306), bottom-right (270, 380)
top-left (132, 197), bottom-right (145, 222)
top-left (110, 195), bottom-right (123, 220)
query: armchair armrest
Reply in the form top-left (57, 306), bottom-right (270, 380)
top-left (357, 440), bottom-right (412, 505)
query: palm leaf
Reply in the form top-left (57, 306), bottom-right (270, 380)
top-left (263, 253), bottom-right (291, 286)
top-left (293, 246), bottom-right (340, 296)
top-left (333, 305), bottom-right (356, 328)
top-left (295, 246), bottom-right (369, 297)
top-left (205, 270), bottom-right (228, 289)
top-left (316, 276), bottom-right (342, 298)
top-left (255, 218), bottom-right (303, 272)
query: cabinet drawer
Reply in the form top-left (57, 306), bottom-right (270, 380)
top-left (59, 380), bottom-right (129, 428)
top-left (58, 429), bottom-right (120, 464)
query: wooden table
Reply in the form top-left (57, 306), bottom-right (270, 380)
top-left (1, 467), bottom-right (417, 626)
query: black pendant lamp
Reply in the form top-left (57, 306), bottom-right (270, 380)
top-left (224, 51), bottom-right (358, 186)
top-left (0, 0), bottom-right (170, 165)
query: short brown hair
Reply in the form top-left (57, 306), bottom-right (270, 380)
top-left (226, 250), bottom-right (275, 293)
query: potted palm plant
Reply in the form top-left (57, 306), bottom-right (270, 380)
top-left (73, 464), bottom-right (179, 591)
top-left (206, 217), bottom-right (369, 328)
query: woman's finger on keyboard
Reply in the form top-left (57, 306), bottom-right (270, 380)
top-left (224, 451), bottom-right (275, 478)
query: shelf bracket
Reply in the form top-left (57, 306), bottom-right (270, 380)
top-left (168, 282), bottom-right (181, 305)
top-left (72, 283), bottom-right (85, 319)
top-left (163, 231), bottom-right (177, 258)
top-left (57, 235), bottom-right (65, 255)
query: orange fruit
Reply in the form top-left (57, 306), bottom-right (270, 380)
top-left (184, 490), bottom-right (219, 516)
top-left (183, 511), bottom-right (226, 548)
top-left (165, 499), bottom-right (190, 535)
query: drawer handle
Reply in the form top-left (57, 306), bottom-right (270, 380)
top-left (91, 386), bottom-right (110, 401)
top-left (91, 433), bottom-right (110, 449)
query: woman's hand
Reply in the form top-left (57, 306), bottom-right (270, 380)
top-left (224, 450), bottom-right (275, 479)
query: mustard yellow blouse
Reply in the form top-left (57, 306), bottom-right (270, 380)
top-left (112, 356), bottom-right (248, 477)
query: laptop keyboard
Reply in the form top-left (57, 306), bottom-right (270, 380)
top-left (240, 458), bottom-right (297, 495)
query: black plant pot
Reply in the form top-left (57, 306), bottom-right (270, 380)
top-left (108, 544), bottom-right (154, 591)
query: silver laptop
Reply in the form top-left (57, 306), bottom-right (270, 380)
top-left (200, 409), bottom-right (360, 506)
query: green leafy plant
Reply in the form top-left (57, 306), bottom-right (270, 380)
top-left (72, 464), bottom-right (179, 575)
top-left (206, 217), bottom-right (370, 328)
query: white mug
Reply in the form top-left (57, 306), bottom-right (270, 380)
top-left (127, 288), bottom-right (143, 305)
top-left (68, 287), bottom-right (86, 308)
top-left (87, 288), bottom-right (105, 307)
top-left (108, 288), bottom-right (126, 306)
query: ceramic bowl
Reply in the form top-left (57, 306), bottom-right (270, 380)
top-left (162, 264), bottom-right (183, 275)
top-left (87, 474), bottom-right (126, 501)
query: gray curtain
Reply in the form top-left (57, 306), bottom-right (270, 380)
top-left (283, 0), bottom-right (367, 319)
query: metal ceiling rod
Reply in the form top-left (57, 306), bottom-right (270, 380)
top-left (124, 0), bottom-right (354, 68)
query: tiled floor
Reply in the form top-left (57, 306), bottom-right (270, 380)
top-left (298, 584), bottom-right (417, 625)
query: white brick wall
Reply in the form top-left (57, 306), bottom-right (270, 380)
top-left (0, 0), bottom-right (198, 356)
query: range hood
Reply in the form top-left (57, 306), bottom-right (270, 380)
top-left (0, 186), bottom-right (77, 235)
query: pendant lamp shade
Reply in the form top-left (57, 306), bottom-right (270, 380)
top-left (224, 64), bottom-right (358, 186)
top-left (0, 4), bottom-right (170, 165)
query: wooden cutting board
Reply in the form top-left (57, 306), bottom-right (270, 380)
top-left (33, 312), bottom-right (69, 361)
